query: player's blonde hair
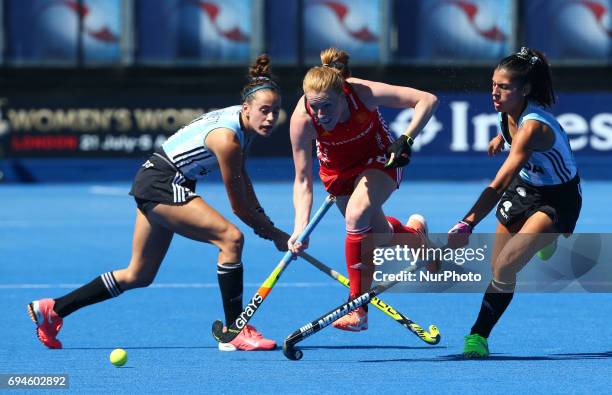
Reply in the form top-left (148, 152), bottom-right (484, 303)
top-left (302, 48), bottom-right (351, 95)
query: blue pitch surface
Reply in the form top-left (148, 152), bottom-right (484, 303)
top-left (1, 179), bottom-right (612, 393)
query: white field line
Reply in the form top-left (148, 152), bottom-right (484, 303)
top-left (0, 282), bottom-right (331, 290)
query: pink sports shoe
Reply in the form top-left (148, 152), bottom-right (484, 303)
top-left (332, 307), bottom-right (368, 332)
top-left (218, 325), bottom-right (276, 351)
top-left (27, 299), bottom-right (63, 349)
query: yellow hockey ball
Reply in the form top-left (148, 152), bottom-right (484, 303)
top-left (110, 348), bottom-right (127, 367)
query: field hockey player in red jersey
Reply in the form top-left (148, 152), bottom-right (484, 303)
top-left (288, 47), bottom-right (438, 332)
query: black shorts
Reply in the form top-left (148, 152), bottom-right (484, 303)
top-left (496, 175), bottom-right (582, 234)
top-left (129, 150), bottom-right (198, 214)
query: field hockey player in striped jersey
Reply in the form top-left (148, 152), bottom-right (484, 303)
top-left (447, 47), bottom-right (582, 358)
top-left (27, 54), bottom-right (287, 352)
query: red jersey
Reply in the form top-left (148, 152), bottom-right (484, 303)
top-left (305, 82), bottom-right (395, 172)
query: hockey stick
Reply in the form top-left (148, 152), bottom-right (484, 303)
top-left (282, 261), bottom-right (440, 360)
top-left (299, 252), bottom-right (441, 346)
top-left (212, 195), bottom-right (336, 343)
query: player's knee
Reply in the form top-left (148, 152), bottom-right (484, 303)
top-left (121, 269), bottom-right (156, 289)
top-left (344, 206), bottom-right (369, 231)
top-left (221, 224), bottom-right (244, 255)
top-left (493, 251), bottom-right (520, 281)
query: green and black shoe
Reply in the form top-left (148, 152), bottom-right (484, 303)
top-left (463, 334), bottom-right (489, 359)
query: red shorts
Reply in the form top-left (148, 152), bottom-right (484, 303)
top-left (319, 155), bottom-right (403, 197)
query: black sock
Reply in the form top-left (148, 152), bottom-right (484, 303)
top-left (53, 272), bottom-right (123, 318)
top-left (217, 262), bottom-right (243, 326)
top-left (470, 279), bottom-right (515, 338)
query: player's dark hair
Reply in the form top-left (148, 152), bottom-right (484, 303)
top-left (497, 47), bottom-right (555, 108)
top-left (241, 54), bottom-right (280, 103)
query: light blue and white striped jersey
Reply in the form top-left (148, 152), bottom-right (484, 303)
top-left (499, 102), bottom-right (577, 186)
top-left (161, 105), bottom-right (253, 180)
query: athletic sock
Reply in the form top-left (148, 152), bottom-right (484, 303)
top-left (53, 272), bottom-right (123, 318)
top-left (470, 279), bottom-right (515, 338)
top-left (345, 227), bottom-right (372, 300)
top-left (217, 262), bottom-right (243, 326)
top-left (386, 216), bottom-right (421, 245)
top-left (386, 216), bottom-right (408, 234)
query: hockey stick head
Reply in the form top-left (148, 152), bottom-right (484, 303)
top-left (282, 341), bottom-right (303, 361)
top-left (211, 320), bottom-right (241, 343)
top-left (423, 324), bottom-right (441, 344)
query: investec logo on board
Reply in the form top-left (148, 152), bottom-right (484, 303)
top-left (389, 100), bottom-right (612, 153)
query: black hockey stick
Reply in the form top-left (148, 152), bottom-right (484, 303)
top-left (299, 252), bottom-right (441, 345)
top-left (283, 262), bottom-right (440, 360)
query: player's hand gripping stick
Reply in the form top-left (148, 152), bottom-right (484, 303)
top-left (447, 220), bottom-right (473, 249)
top-left (385, 135), bottom-right (413, 169)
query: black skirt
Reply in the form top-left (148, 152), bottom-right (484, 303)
top-left (496, 175), bottom-right (582, 233)
top-left (129, 150), bottom-right (198, 213)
